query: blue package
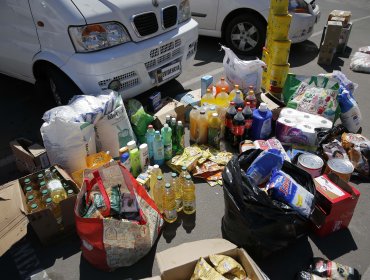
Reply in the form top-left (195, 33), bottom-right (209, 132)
top-left (246, 149), bottom-right (284, 185)
top-left (267, 169), bottom-right (314, 218)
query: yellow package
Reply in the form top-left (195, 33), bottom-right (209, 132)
top-left (209, 152), bottom-right (233, 166)
top-left (190, 257), bottom-right (228, 280)
top-left (86, 151), bottom-right (112, 169)
top-left (209, 255), bottom-right (247, 280)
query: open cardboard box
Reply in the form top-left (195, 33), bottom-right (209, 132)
top-left (0, 165), bottom-right (78, 255)
top-left (154, 239), bottom-right (267, 280)
top-left (152, 97), bottom-right (189, 129)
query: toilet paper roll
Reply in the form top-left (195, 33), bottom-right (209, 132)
top-left (296, 124), bottom-right (317, 146)
top-left (276, 117), bottom-right (319, 146)
top-left (311, 117), bottom-right (333, 129)
top-left (279, 108), bottom-right (300, 118)
top-left (276, 117), bottom-right (297, 143)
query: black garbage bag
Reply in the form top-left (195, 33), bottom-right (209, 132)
top-left (221, 149), bottom-right (316, 259)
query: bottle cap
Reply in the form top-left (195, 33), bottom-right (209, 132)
top-left (185, 175), bottom-right (191, 180)
top-left (234, 84), bottom-right (239, 89)
top-left (67, 189), bottom-right (74, 195)
top-left (200, 110), bottom-right (206, 114)
top-left (206, 88), bottom-right (211, 93)
top-left (210, 105), bottom-right (216, 110)
top-left (230, 101), bottom-right (235, 105)
top-left (154, 164), bottom-right (159, 169)
top-left (40, 181), bottom-right (46, 186)
top-left (164, 123), bottom-right (169, 128)
top-left (155, 130), bottom-right (161, 136)
top-left (221, 87), bottom-right (226, 91)
top-left (165, 115), bottom-right (171, 120)
top-left (181, 166), bottom-right (187, 171)
top-left (119, 146), bottom-right (129, 155)
top-left (259, 103), bottom-right (268, 111)
top-left (28, 195), bottom-right (34, 201)
top-left (120, 153), bottom-right (130, 162)
top-left (221, 77), bottom-right (225, 80)
top-left (212, 113), bottom-right (218, 117)
top-left (237, 107), bottom-right (242, 112)
top-left (165, 183), bottom-right (171, 188)
top-left (157, 176), bottom-right (163, 180)
top-left (249, 85), bottom-right (254, 90)
top-left (177, 120), bottom-right (182, 125)
top-left (127, 140), bottom-right (136, 150)
top-left (25, 186), bottom-right (32, 192)
top-left (42, 189), bottom-right (48, 195)
top-left (46, 198), bottom-right (52, 204)
top-left (139, 143), bottom-right (148, 151)
top-left (148, 124), bottom-right (154, 129)
top-left (24, 178), bottom-right (31, 183)
top-left (171, 172), bottom-right (177, 178)
top-left (246, 102), bottom-right (251, 106)
top-left (37, 173), bottom-right (44, 179)
top-left (31, 203), bottom-right (38, 209)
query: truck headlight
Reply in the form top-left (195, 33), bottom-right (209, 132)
top-left (178, 0), bottom-right (191, 24)
top-left (289, 0), bottom-right (309, 13)
top-left (69, 22), bottom-right (131, 53)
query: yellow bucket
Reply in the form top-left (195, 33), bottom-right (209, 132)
top-left (271, 14), bottom-right (292, 40)
top-left (270, 0), bottom-right (289, 15)
top-left (269, 63), bottom-right (290, 91)
top-left (270, 40), bottom-right (291, 65)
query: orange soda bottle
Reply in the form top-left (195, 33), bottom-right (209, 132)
top-left (216, 77), bottom-right (229, 95)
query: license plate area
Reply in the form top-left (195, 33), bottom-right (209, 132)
top-left (155, 61), bottom-right (181, 84)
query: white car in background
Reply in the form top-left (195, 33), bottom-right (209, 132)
top-left (191, 0), bottom-right (320, 55)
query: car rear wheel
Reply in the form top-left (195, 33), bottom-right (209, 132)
top-left (224, 13), bottom-right (266, 56)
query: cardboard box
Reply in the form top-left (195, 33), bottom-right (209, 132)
top-left (328, 10), bottom-right (351, 27)
top-left (318, 44), bottom-right (336, 65)
top-left (10, 138), bottom-right (50, 174)
top-left (0, 165), bottom-right (78, 255)
top-left (155, 239), bottom-right (267, 280)
top-left (323, 21), bottom-right (343, 47)
top-left (152, 97), bottom-right (188, 129)
top-left (337, 22), bottom-right (352, 54)
top-left (313, 173), bottom-right (360, 237)
top-left (175, 89), bottom-right (202, 122)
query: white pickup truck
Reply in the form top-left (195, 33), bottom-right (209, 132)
top-left (0, 0), bottom-right (198, 104)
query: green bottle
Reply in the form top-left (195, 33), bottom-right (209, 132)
top-left (161, 124), bottom-right (172, 161)
top-left (127, 141), bottom-right (142, 177)
top-left (176, 121), bottom-right (185, 154)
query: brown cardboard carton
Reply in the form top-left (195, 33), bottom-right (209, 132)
top-left (152, 97), bottom-right (188, 129)
top-left (328, 10), bottom-right (351, 27)
top-left (323, 21), bottom-right (343, 47)
top-left (156, 239), bottom-right (267, 280)
top-left (0, 165), bottom-right (78, 255)
top-left (337, 22), bottom-right (352, 54)
top-left (318, 45), bottom-right (336, 65)
top-left (10, 138), bottom-right (50, 174)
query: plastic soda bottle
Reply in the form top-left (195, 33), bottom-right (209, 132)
top-left (175, 121), bottom-right (185, 154)
top-left (171, 173), bottom-right (183, 212)
top-left (183, 175), bottom-right (196, 214)
top-left (153, 175), bottom-right (164, 213)
top-left (45, 197), bottom-right (62, 224)
top-left (170, 117), bottom-right (177, 132)
top-left (196, 110), bottom-right (208, 144)
top-left (189, 109), bottom-right (199, 142)
top-left (127, 141), bottom-right (141, 177)
top-left (153, 131), bottom-right (165, 166)
top-left (232, 90), bottom-right (245, 109)
top-left (161, 124), bottom-right (173, 161)
top-left (216, 77), bottom-right (229, 95)
top-left (225, 101), bottom-right (237, 142)
top-left (201, 88), bottom-right (215, 106)
top-left (208, 113), bottom-right (221, 149)
top-left (242, 102), bottom-right (253, 139)
top-left (145, 125), bottom-right (155, 159)
top-left (228, 84), bottom-right (240, 100)
top-left (245, 85), bottom-right (257, 110)
top-left (232, 108), bottom-right (245, 147)
top-left (215, 87), bottom-right (230, 108)
top-left (163, 183), bottom-right (177, 223)
top-left (45, 168), bottom-right (67, 204)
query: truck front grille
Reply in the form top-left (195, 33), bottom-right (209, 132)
top-left (133, 12), bottom-right (158, 37)
top-left (98, 71), bottom-right (139, 91)
top-left (145, 39), bottom-right (183, 70)
top-left (162, 6), bottom-right (177, 29)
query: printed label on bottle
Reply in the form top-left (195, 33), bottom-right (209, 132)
top-left (155, 146), bottom-right (164, 159)
top-left (164, 209), bottom-right (177, 220)
top-left (47, 180), bottom-right (63, 191)
top-left (233, 125), bottom-right (245, 136)
top-left (183, 200), bottom-right (196, 211)
top-left (164, 143), bottom-right (172, 159)
top-left (225, 119), bottom-right (233, 128)
top-left (244, 119), bottom-right (253, 129)
top-left (260, 118), bottom-right (272, 139)
top-left (208, 128), bottom-right (220, 148)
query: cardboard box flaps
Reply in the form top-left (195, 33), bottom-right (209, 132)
top-left (152, 97), bottom-right (189, 129)
top-left (0, 166), bottom-right (78, 255)
top-left (156, 239), bottom-right (266, 280)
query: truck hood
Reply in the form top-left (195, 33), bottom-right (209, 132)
top-left (71, 0), bottom-right (178, 41)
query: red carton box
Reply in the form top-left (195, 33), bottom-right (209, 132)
top-left (313, 173), bottom-right (360, 237)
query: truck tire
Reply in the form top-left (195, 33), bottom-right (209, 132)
top-left (36, 65), bottom-right (82, 105)
top-left (224, 13), bottom-right (266, 56)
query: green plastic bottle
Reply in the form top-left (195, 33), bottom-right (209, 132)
top-left (127, 140), bottom-right (142, 177)
top-left (161, 124), bottom-right (173, 161)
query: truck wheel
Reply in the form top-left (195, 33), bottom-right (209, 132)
top-left (224, 14), bottom-right (266, 56)
top-left (36, 65), bottom-right (82, 105)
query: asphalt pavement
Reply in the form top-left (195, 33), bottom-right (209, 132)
top-left (1, 0), bottom-right (370, 279)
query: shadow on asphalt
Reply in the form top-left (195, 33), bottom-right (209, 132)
top-left (289, 40), bottom-right (320, 68)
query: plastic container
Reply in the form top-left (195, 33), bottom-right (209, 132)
top-left (201, 88), bottom-right (215, 105)
top-left (129, 146), bottom-right (141, 178)
top-left (242, 102), bottom-right (253, 139)
top-left (245, 86), bottom-right (257, 110)
top-left (163, 183), bottom-right (177, 223)
top-left (153, 175), bottom-right (164, 213)
top-left (153, 131), bottom-right (165, 166)
top-left (216, 77), bottom-right (229, 95)
top-left (139, 143), bottom-right (149, 171)
top-left (45, 168), bottom-right (67, 204)
top-left (232, 90), bottom-right (245, 109)
top-left (149, 164), bottom-right (163, 195)
top-left (232, 108), bottom-right (245, 147)
top-left (175, 121), bottom-right (185, 154)
top-left (251, 103), bottom-right (272, 140)
top-left (183, 175), bottom-right (196, 214)
top-left (145, 125), bottom-right (156, 159)
top-left (161, 124), bottom-right (173, 161)
top-left (208, 112), bottom-right (221, 149)
top-left (189, 109), bottom-right (199, 142)
top-left (225, 102), bottom-right (237, 142)
top-left (196, 110), bottom-right (208, 144)
top-left (171, 173), bottom-right (183, 212)
top-left (214, 87), bottom-right (230, 108)
top-left (228, 84), bottom-right (240, 100)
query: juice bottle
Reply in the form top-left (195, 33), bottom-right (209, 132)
top-left (45, 168), bottom-right (67, 204)
top-left (245, 86), bottom-right (257, 110)
top-left (127, 141), bottom-right (142, 177)
top-left (242, 102), bottom-right (253, 139)
top-left (183, 175), bottom-right (196, 214)
top-left (232, 90), bottom-right (245, 109)
top-left (201, 88), bottom-right (215, 106)
top-left (216, 77), bottom-right (229, 95)
top-left (196, 110), bottom-right (208, 144)
top-left (145, 125), bottom-right (156, 160)
top-left (208, 113), bottom-right (221, 149)
top-left (215, 87), bottom-right (230, 108)
top-left (175, 121), bottom-right (185, 154)
top-left (171, 173), bottom-right (183, 212)
top-left (189, 109), bottom-right (199, 142)
top-left (251, 103), bottom-right (272, 140)
top-left (161, 124), bottom-right (173, 161)
top-left (163, 183), bottom-right (177, 223)
top-left (153, 175), bottom-right (164, 213)
top-left (45, 197), bottom-right (62, 224)
top-left (232, 108), bottom-right (245, 147)
top-left (153, 131), bottom-right (165, 166)
top-left (228, 84), bottom-right (240, 100)
top-left (224, 101), bottom-right (237, 142)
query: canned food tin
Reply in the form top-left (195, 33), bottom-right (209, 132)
top-left (325, 158), bottom-right (354, 182)
top-left (297, 154), bottom-right (324, 178)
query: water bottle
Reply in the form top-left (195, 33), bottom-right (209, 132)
top-left (161, 124), bottom-right (172, 161)
top-left (153, 131), bottom-right (164, 166)
top-left (145, 125), bottom-right (155, 160)
top-left (251, 103), bottom-right (272, 140)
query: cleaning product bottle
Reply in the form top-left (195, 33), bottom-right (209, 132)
top-left (245, 85), bottom-right (257, 110)
top-left (215, 87), bottom-right (230, 108)
top-left (171, 172), bottom-right (183, 212)
top-left (338, 89), bottom-right (362, 133)
top-left (139, 143), bottom-right (149, 171)
top-left (145, 125), bottom-right (155, 160)
top-left (216, 76), bottom-right (229, 95)
top-left (161, 124), bottom-right (172, 161)
top-left (183, 175), bottom-right (196, 214)
top-left (153, 131), bottom-right (165, 166)
top-left (251, 103), bottom-right (272, 140)
top-left (163, 183), bottom-right (177, 223)
top-left (201, 88), bottom-right (215, 106)
top-left (228, 84), bottom-right (240, 100)
top-left (153, 175), bottom-right (164, 213)
top-left (120, 151), bottom-right (131, 171)
top-left (127, 140), bottom-right (141, 177)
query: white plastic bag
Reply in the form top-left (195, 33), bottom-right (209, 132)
top-left (41, 118), bottom-right (96, 173)
top-left (350, 52), bottom-right (370, 73)
top-left (222, 46), bottom-right (266, 92)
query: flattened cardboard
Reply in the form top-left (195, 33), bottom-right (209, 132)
top-left (152, 97), bottom-right (187, 129)
top-left (156, 239), bottom-right (266, 280)
top-left (0, 180), bottom-right (28, 256)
